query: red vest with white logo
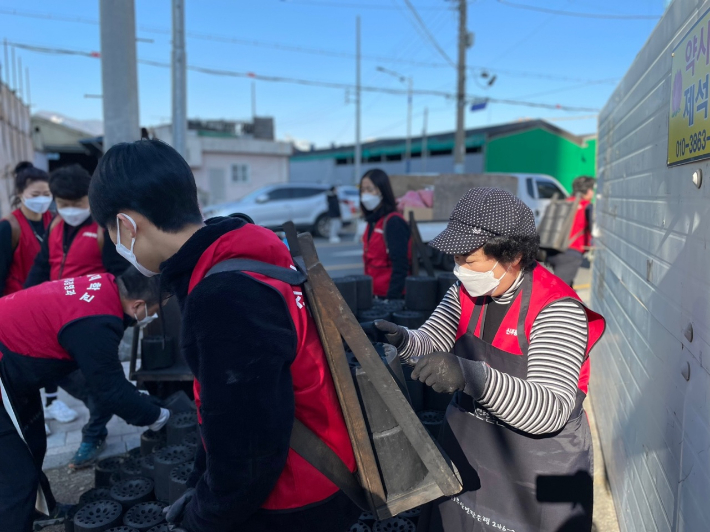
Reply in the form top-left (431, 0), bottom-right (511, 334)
top-left (4, 209), bottom-right (53, 295)
top-left (48, 219), bottom-right (105, 280)
top-left (568, 198), bottom-right (591, 253)
top-left (0, 274), bottom-right (122, 362)
top-left (456, 264), bottom-right (605, 394)
top-left (188, 224), bottom-right (356, 510)
top-left (363, 212), bottom-right (411, 297)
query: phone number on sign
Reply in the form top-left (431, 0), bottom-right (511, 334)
top-left (676, 129), bottom-right (709, 157)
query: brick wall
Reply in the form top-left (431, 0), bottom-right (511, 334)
top-left (593, 2), bottom-right (710, 531)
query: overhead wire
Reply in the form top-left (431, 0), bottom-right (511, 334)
top-left (400, 0), bottom-right (456, 68)
top-left (0, 7), bottom-right (618, 85)
top-left (495, 0), bottom-right (661, 20)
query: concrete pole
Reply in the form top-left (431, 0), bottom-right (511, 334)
top-left (251, 81), bottom-right (257, 119)
top-left (405, 76), bottom-right (412, 174)
top-left (11, 45), bottom-right (16, 91)
top-left (17, 57), bottom-right (22, 102)
top-left (422, 107), bottom-right (428, 173)
top-left (100, 0), bottom-right (140, 150)
top-left (171, 0), bottom-right (187, 158)
top-left (453, 0), bottom-right (467, 174)
top-left (25, 68), bottom-right (31, 109)
top-left (2, 40), bottom-right (8, 85)
top-left (354, 16), bottom-right (362, 185)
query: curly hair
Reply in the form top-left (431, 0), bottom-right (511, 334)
top-left (482, 234), bottom-right (540, 270)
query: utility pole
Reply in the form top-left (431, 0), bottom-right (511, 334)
top-left (10, 45), bottom-right (16, 91)
top-left (354, 16), bottom-right (362, 185)
top-left (17, 57), bottom-right (22, 101)
top-left (172, 0), bottom-right (187, 158)
top-left (453, 0), bottom-right (467, 174)
top-left (100, 0), bottom-right (140, 150)
top-left (25, 68), bottom-right (31, 108)
top-left (422, 107), bottom-right (429, 173)
top-left (3, 40), bottom-right (8, 86)
top-left (251, 81), bottom-right (257, 119)
top-left (406, 76), bottom-right (413, 174)
top-left (376, 66), bottom-right (412, 174)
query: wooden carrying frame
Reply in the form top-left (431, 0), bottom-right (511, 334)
top-left (537, 194), bottom-right (581, 252)
top-left (283, 222), bottom-right (461, 520)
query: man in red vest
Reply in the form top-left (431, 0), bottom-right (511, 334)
top-left (0, 267), bottom-right (170, 532)
top-left (89, 139), bottom-right (359, 532)
top-left (547, 176), bottom-right (595, 287)
top-left (25, 164), bottom-right (131, 470)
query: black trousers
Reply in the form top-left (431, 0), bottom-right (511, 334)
top-left (0, 390), bottom-right (55, 532)
top-left (57, 369), bottom-right (113, 444)
top-left (547, 250), bottom-right (584, 287)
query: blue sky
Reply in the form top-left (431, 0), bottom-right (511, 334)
top-left (0, 0), bottom-right (664, 148)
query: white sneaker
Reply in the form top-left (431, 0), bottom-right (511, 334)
top-left (44, 400), bottom-right (78, 423)
top-left (45, 423), bottom-right (51, 435)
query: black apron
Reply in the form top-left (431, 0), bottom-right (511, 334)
top-left (421, 272), bottom-right (593, 532)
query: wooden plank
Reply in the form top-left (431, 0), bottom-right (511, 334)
top-left (409, 212), bottom-right (435, 277)
top-left (298, 233), bottom-right (462, 498)
top-left (283, 223), bottom-right (386, 512)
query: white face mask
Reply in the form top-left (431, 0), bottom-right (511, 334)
top-left (361, 193), bottom-right (382, 211)
top-left (22, 196), bottom-right (52, 214)
top-left (454, 262), bottom-right (509, 297)
top-left (116, 214), bottom-right (159, 277)
top-left (135, 304), bottom-right (158, 328)
top-left (58, 207), bottom-right (91, 227)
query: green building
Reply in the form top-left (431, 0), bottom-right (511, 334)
top-left (290, 119), bottom-right (596, 193)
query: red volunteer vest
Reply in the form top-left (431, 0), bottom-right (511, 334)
top-left (4, 209), bottom-right (53, 295)
top-left (363, 212), bottom-right (412, 297)
top-left (568, 198), bottom-right (591, 253)
top-left (456, 264), bottom-right (605, 394)
top-left (48, 219), bottom-right (105, 280)
top-left (188, 224), bottom-right (356, 510)
top-left (0, 273), bottom-right (123, 362)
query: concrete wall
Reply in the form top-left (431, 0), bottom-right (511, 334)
top-left (289, 153), bottom-right (485, 185)
top-left (193, 151), bottom-right (289, 206)
top-left (593, 2), bottom-right (710, 531)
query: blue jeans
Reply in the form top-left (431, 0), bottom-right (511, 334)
top-left (57, 369), bottom-right (113, 444)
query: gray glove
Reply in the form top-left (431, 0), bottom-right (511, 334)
top-left (412, 352), bottom-right (489, 397)
top-left (374, 320), bottom-right (406, 348)
top-left (164, 487), bottom-right (195, 525)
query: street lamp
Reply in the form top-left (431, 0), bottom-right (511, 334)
top-left (377, 66), bottom-right (413, 174)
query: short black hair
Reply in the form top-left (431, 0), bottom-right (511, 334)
top-left (90, 139), bottom-right (203, 232)
top-left (360, 168), bottom-right (397, 215)
top-left (12, 163), bottom-right (49, 208)
top-left (483, 234), bottom-right (540, 270)
top-left (117, 266), bottom-right (161, 306)
top-left (572, 176), bottom-right (595, 196)
top-left (49, 164), bottom-right (91, 200)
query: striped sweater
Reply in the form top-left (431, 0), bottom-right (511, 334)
top-left (399, 274), bottom-right (588, 435)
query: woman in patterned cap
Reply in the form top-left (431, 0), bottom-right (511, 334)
top-left (375, 187), bottom-right (606, 532)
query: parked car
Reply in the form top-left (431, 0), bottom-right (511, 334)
top-left (202, 183), bottom-right (360, 238)
top-left (413, 173), bottom-right (569, 243)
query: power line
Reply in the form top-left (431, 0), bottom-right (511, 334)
top-left (0, 7), bottom-right (618, 85)
top-left (495, 0), bottom-right (661, 20)
top-left (7, 40), bottom-right (601, 112)
top-left (400, 0), bottom-right (456, 67)
top-left (276, 0), bottom-right (462, 10)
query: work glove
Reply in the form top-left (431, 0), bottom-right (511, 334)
top-left (374, 320), bottom-right (407, 348)
top-left (149, 408), bottom-right (171, 432)
top-left (412, 352), bottom-right (489, 398)
top-left (164, 487), bottom-right (195, 526)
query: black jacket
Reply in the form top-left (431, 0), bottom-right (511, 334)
top-left (365, 208), bottom-right (410, 299)
top-left (0, 314), bottom-right (159, 427)
top-left (326, 192), bottom-right (341, 218)
top-left (160, 217), bottom-right (358, 532)
top-left (24, 217), bottom-right (128, 288)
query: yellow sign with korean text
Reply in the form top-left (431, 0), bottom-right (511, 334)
top-left (669, 9), bottom-right (710, 166)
